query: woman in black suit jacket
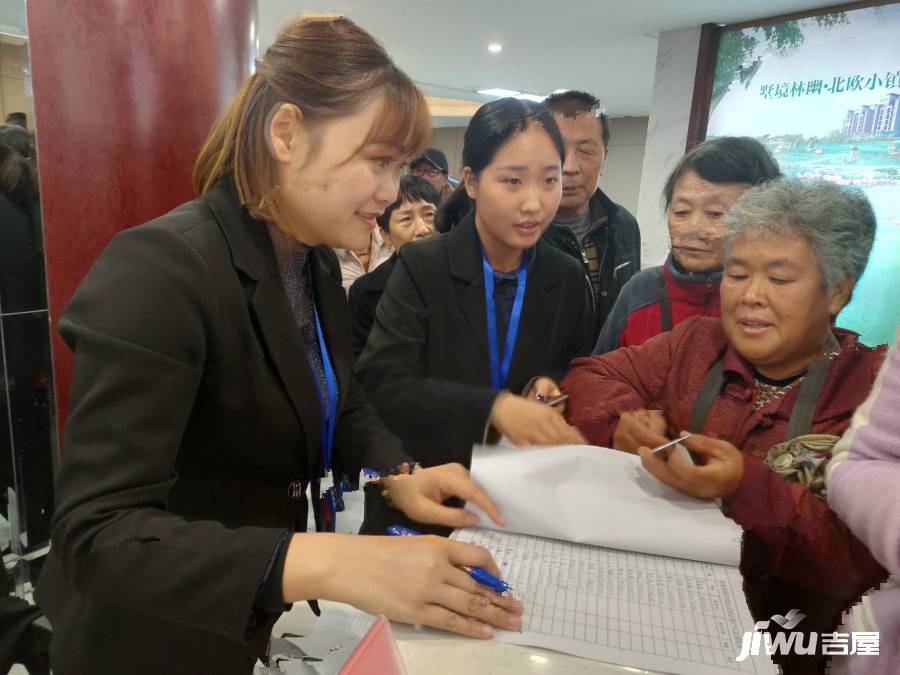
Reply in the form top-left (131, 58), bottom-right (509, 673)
top-left (356, 99), bottom-right (595, 533)
top-left (36, 16), bottom-right (521, 675)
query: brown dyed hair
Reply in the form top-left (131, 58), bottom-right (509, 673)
top-left (193, 14), bottom-right (431, 223)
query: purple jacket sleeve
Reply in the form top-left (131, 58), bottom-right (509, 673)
top-left (828, 329), bottom-right (900, 577)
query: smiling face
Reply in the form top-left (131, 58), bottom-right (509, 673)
top-left (267, 95), bottom-right (407, 251)
top-left (667, 170), bottom-right (750, 274)
top-left (721, 232), bottom-right (852, 379)
top-left (552, 111), bottom-right (606, 218)
top-left (464, 121), bottom-right (563, 269)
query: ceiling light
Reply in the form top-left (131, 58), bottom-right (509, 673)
top-left (477, 88), bottom-right (546, 103)
top-left (488, 43), bottom-right (502, 53)
top-left (478, 88), bottom-right (521, 98)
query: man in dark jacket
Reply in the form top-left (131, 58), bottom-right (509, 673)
top-left (541, 90), bottom-right (641, 332)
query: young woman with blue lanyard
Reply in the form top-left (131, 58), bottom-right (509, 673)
top-left (356, 98), bottom-right (596, 535)
top-left (35, 16), bottom-right (521, 675)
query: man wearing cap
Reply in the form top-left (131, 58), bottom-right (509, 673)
top-left (541, 90), bottom-right (641, 336)
top-left (410, 148), bottom-right (453, 203)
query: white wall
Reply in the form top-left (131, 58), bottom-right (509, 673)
top-left (429, 126), bottom-right (465, 181)
top-left (0, 41), bottom-right (30, 125)
top-left (636, 26), bottom-right (702, 268)
top-left (600, 116), bottom-right (648, 217)
top-left (427, 116), bottom-right (648, 216)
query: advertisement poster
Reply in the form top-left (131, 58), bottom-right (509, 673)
top-left (708, 3), bottom-right (900, 346)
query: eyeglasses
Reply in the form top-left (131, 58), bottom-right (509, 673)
top-left (412, 165), bottom-right (445, 178)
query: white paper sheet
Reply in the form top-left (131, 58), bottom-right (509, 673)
top-left (467, 444), bottom-right (743, 566)
top-left (456, 528), bottom-right (776, 675)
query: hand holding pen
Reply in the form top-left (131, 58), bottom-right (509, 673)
top-left (281, 463), bottom-right (523, 639)
top-left (388, 525), bottom-right (512, 594)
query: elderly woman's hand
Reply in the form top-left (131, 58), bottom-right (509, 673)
top-left (613, 409), bottom-right (669, 454)
top-left (637, 434), bottom-right (744, 499)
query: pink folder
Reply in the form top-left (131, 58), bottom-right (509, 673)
top-left (339, 615), bottom-right (407, 675)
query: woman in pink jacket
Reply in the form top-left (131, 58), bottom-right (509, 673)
top-left (827, 327), bottom-right (900, 674)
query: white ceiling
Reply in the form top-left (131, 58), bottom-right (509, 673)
top-left (258, 0), bottom-right (851, 118)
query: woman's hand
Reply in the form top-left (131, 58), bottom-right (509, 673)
top-left (490, 392), bottom-right (586, 446)
top-left (282, 533), bottom-right (524, 638)
top-left (612, 409), bottom-right (669, 454)
top-left (385, 463), bottom-right (506, 529)
top-left (637, 433), bottom-right (744, 499)
top-left (522, 377), bottom-right (565, 414)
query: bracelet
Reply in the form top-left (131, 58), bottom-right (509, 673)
top-left (373, 462), bottom-right (421, 506)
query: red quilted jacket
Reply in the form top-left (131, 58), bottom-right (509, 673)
top-left (563, 317), bottom-right (889, 673)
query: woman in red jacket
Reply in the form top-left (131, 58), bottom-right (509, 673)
top-left (594, 136), bottom-right (781, 353)
top-left (564, 177), bottom-right (887, 674)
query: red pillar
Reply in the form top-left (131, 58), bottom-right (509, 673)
top-left (27, 1), bottom-right (258, 435)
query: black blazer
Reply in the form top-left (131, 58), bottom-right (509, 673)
top-left (35, 181), bottom-right (408, 675)
top-left (347, 253), bottom-right (397, 359)
top-left (355, 212), bottom-right (595, 470)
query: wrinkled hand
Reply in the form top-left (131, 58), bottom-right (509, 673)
top-left (319, 534), bottom-right (525, 638)
top-left (612, 409), bottom-right (668, 454)
top-left (384, 463), bottom-right (505, 529)
top-left (638, 433), bottom-right (744, 499)
top-left (490, 392), bottom-right (586, 446)
top-left (522, 377), bottom-right (565, 414)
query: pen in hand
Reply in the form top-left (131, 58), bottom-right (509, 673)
top-left (650, 432), bottom-right (692, 456)
top-left (545, 394), bottom-right (569, 407)
top-left (386, 525), bottom-right (512, 593)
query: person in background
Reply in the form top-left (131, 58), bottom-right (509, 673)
top-left (335, 223), bottom-right (393, 292)
top-left (539, 90), bottom-right (640, 335)
top-left (594, 137), bottom-right (780, 354)
top-left (35, 16), bottom-right (522, 675)
top-left (349, 175), bottom-right (439, 358)
top-left (0, 124), bottom-right (45, 312)
top-left (356, 97), bottom-right (594, 534)
top-left (410, 147), bottom-right (453, 203)
top-left (564, 178), bottom-right (887, 674)
top-left (0, 123), bottom-right (32, 159)
top-left (4, 112), bottom-right (26, 128)
top-left (826, 327), bottom-right (900, 675)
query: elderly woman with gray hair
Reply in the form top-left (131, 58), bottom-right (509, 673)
top-left (562, 177), bottom-right (888, 673)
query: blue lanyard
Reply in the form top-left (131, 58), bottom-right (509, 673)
top-left (311, 303), bottom-right (338, 476)
top-left (482, 252), bottom-right (528, 390)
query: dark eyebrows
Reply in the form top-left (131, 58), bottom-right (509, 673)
top-left (496, 165), bottom-right (561, 172)
top-left (396, 203), bottom-right (437, 216)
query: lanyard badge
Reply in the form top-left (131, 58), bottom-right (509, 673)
top-left (481, 251), bottom-right (528, 390)
top-left (310, 303), bottom-right (338, 474)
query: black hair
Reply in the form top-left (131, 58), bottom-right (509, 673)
top-left (435, 97), bottom-right (565, 233)
top-left (0, 124), bottom-right (32, 158)
top-left (4, 112), bottom-right (26, 127)
top-left (0, 143), bottom-right (35, 213)
top-left (377, 175), bottom-right (440, 231)
top-left (544, 89), bottom-right (610, 148)
top-left (663, 136), bottom-right (781, 208)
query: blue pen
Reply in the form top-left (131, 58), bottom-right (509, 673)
top-left (387, 525), bottom-right (512, 593)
